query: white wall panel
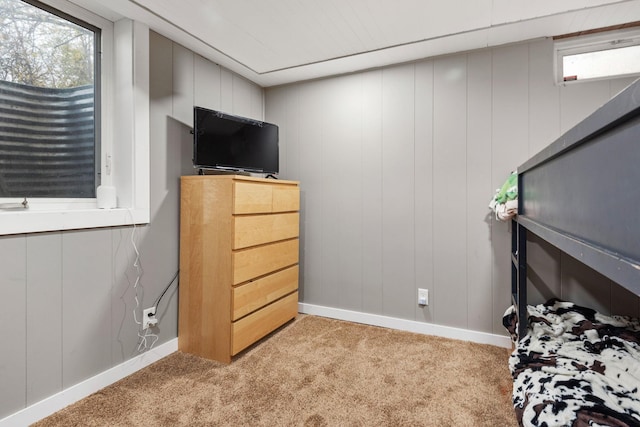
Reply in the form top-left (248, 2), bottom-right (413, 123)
top-left (414, 60), bottom-right (434, 323)
top-left (491, 44), bottom-right (530, 333)
top-left (319, 77), bottom-right (346, 307)
top-left (26, 233), bottom-right (62, 405)
top-left (194, 54), bottom-right (221, 111)
top-left (432, 55), bottom-right (468, 329)
top-left (360, 70), bottom-right (384, 314)
top-left (220, 68), bottom-right (234, 113)
top-left (560, 80), bottom-right (610, 134)
top-left (231, 75), bottom-right (255, 119)
top-left (0, 235), bottom-right (26, 418)
top-left (294, 82), bottom-right (324, 304)
top-left (266, 39), bottom-right (640, 339)
top-left (331, 74), bottom-right (364, 311)
top-left (466, 50), bottom-right (494, 332)
top-left (172, 43), bottom-right (194, 125)
top-left (61, 230), bottom-right (112, 388)
top-left (610, 77), bottom-right (636, 97)
top-left (528, 39), bottom-right (560, 157)
top-left (381, 64), bottom-right (416, 320)
top-left (266, 84), bottom-right (296, 177)
top-left (111, 226), bottom-right (142, 361)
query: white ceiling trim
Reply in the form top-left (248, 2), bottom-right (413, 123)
top-left (71, 0), bottom-right (640, 87)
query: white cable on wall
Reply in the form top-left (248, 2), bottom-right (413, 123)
top-left (127, 210), bottom-right (159, 352)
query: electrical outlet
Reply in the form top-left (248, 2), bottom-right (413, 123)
top-left (418, 288), bottom-right (428, 306)
top-left (143, 306), bottom-right (157, 329)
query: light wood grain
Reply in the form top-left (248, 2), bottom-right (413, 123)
top-left (232, 265), bottom-right (299, 320)
top-left (179, 175), bottom-right (299, 363)
top-left (231, 292), bottom-right (299, 355)
top-left (232, 238), bottom-right (299, 285)
top-left (234, 181), bottom-right (273, 214)
top-left (272, 185), bottom-right (300, 212)
top-left (233, 212), bottom-right (299, 249)
top-left (179, 177), bottom-right (234, 363)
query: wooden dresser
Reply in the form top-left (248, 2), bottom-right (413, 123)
top-left (178, 175), bottom-right (300, 363)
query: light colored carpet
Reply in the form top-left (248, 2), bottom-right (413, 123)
top-left (34, 315), bottom-right (518, 426)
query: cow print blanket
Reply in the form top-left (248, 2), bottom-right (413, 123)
top-left (503, 299), bottom-right (640, 427)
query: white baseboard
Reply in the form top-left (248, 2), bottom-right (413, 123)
top-left (0, 338), bottom-right (178, 427)
top-left (298, 303), bottom-right (513, 349)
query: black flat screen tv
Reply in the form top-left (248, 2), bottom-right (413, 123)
top-left (193, 107), bottom-right (279, 175)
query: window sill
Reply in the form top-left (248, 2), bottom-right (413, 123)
top-left (0, 207), bottom-right (149, 235)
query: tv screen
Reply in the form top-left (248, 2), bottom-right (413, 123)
top-left (193, 107), bottom-right (279, 175)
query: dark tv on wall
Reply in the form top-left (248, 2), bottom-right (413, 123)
top-left (193, 107), bottom-right (279, 175)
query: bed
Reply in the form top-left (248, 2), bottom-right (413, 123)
top-left (505, 78), bottom-right (640, 427)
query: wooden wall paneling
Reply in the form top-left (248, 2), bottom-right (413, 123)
top-left (491, 44), bottom-right (529, 333)
top-left (360, 69), bottom-right (384, 314)
top-left (381, 64), bottom-right (416, 319)
top-left (413, 60), bottom-right (434, 322)
top-left (0, 235), bottom-right (26, 418)
top-left (332, 74), bottom-right (364, 311)
top-left (465, 51), bottom-right (494, 332)
top-left (294, 82), bottom-right (324, 304)
top-left (432, 55), bottom-right (468, 329)
top-left (171, 43), bottom-right (194, 125)
top-left (26, 233), bottom-right (63, 405)
top-left (194, 54), bottom-right (222, 112)
top-left (62, 229), bottom-right (112, 388)
top-left (220, 68), bottom-right (234, 113)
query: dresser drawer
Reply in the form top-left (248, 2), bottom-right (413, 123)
top-left (232, 238), bottom-right (299, 285)
top-left (231, 291), bottom-right (298, 355)
top-left (272, 185), bottom-right (300, 212)
top-left (232, 265), bottom-right (299, 321)
top-left (233, 212), bottom-right (299, 249)
top-left (233, 181), bottom-right (299, 214)
top-left (233, 182), bottom-right (273, 214)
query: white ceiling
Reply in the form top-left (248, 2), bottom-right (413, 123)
top-left (72, 0), bottom-right (640, 87)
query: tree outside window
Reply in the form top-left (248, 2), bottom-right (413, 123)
top-left (0, 0), bottom-right (99, 198)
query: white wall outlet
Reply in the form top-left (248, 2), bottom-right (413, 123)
top-left (142, 306), bottom-right (157, 329)
top-left (418, 288), bottom-right (428, 306)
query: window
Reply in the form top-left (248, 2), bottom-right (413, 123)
top-left (555, 28), bottom-right (640, 84)
top-left (0, 1), bottom-right (151, 235)
top-left (0, 0), bottom-right (100, 198)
